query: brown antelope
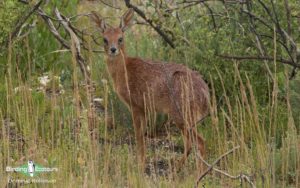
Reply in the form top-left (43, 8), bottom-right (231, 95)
top-left (91, 9), bottom-right (210, 170)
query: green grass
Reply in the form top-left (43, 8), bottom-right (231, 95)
top-left (0, 2), bottom-right (299, 188)
top-left (1, 32), bottom-right (299, 187)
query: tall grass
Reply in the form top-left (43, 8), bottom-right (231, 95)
top-left (1, 31), bottom-right (299, 187)
top-left (0, 5), bottom-right (299, 188)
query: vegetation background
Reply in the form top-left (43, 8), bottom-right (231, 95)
top-left (0, 0), bottom-right (299, 187)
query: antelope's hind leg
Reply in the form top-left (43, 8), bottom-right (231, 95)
top-left (174, 123), bottom-right (206, 172)
top-left (191, 128), bottom-right (206, 171)
top-left (177, 126), bottom-right (193, 169)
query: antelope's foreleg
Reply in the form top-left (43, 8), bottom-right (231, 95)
top-left (132, 108), bottom-right (146, 169)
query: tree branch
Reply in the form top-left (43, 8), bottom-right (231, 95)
top-left (3, 0), bottom-right (43, 47)
top-left (99, 0), bottom-right (121, 10)
top-left (38, 10), bottom-right (70, 49)
top-left (124, 0), bottom-right (175, 48)
top-left (54, 8), bottom-right (91, 82)
top-left (218, 54), bottom-right (300, 68)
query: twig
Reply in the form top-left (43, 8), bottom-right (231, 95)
top-left (54, 8), bottom-right (91, 83)
top-left (289, 67), bottom-right (297, 80)
top-left (218, 54), bottom-right (300, 68)
top-left (99, 0), bottom-right (121, 10)
top-left (38, 9), bottom-right (70, 49)
top-left (241, 9), bottom-right (272, 30)
top-left (166, 1), bottom-right (200, 12)
top-left (17, 0), bottom-right (69, 48)
top-left (241, 0), bottom-right (297, 75)
top-left (124, 0), bottom-right (175, 48)
top-left (54, 8), bottom-right (96, 129)
top-left (258, 34), bottom-right (296, 68)
top-left (244, 1), bottom-right (273, 80)
top-left (283, 0), bottom-right (292, 38)
top-left (17, 0), bottom-right (103, 54)
top-left (242, 1), bottom-right (296, 64)
top-left (4, 0), bottom-right (43, 47)
top-left (203, 2), bottom-right (217, 31)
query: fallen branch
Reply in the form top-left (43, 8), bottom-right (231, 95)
top-left (195, 146), bottom-right (239, 187)
top-left (195, 146), bottom-right (256, 188)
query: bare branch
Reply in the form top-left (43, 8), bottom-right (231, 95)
top-left (124, 0), bottom-right (175, 48)
top-left (195, 146), bottom-right (256, 188)
top-left (195, 146), bottom-right (240, 186)
top-left (54, 8), bottom-right (91, 83)
top-left (283, 0), bottom-right (292, 37)
top-left (166, 1), bottom-right (200, 12)
top-left (38, 9), bottom-right (70, 49)
top-left (3, 0), bottom-right (43, 47)
top-left (218, 54), bottom-right (300, 68)
top-left (203, 2), bottom-right (217, 31)
top-left (99, 0), bottom-right (121, 10)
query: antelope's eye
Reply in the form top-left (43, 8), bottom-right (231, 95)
top-left (103, 38), bottom-right (108, 45)
top-left (118, 37), bottom-right (123, 44)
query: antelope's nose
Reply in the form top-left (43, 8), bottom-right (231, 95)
top-left (110, 47), bottom-right (117, 54)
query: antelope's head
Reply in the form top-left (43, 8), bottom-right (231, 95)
top-left (90, 9), bottom-right (134, 58)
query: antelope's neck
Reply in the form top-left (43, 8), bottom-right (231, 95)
top-left (106, 54), bottom-right (128, 86)
top-left (106, 54), bottom-right (131, 105)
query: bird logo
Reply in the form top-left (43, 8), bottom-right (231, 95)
top-left (27, 160), bottom-right (35, 177)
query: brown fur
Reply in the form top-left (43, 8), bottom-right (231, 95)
top-left (91, 9), bottom-right (210, 170)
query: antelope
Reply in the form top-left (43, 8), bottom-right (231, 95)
top-left (90, 9), bottom-right (210, 170)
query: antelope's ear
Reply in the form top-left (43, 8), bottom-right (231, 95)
top-left (120, 8), bottom-right (134, 31)
top-left (90, 11), bottom-right (107, 33)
